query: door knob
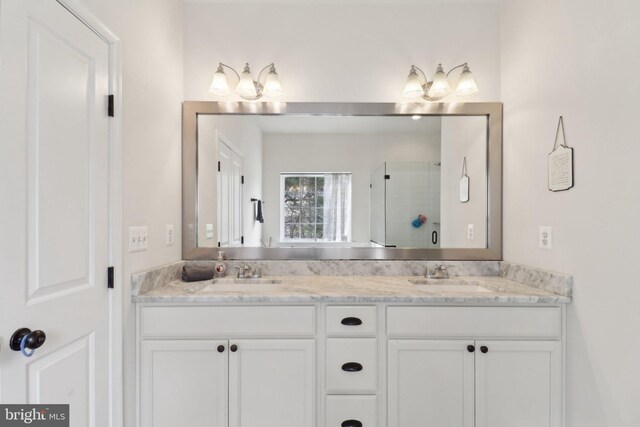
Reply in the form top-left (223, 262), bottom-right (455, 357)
top-left (230, 344), bottom-right (238, 352)
top-left (467, 345), bottom-right (475, 353)
top-left (480, 346), bottom-right (489, 353)
top-left (10, 328), bottom-right (46, 357)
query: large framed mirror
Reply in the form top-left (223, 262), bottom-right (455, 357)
top-left (183, 102), bottom-right (502, 260)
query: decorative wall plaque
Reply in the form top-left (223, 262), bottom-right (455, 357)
top-left (548, 116), bottom-right (574, 192)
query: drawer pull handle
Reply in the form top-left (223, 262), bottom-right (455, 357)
top-left (480, 346), bottom-right (489, 353)
top-left (217, 345), bottom-right (225, 353)
top-left (467, 345), bottom-right (475, 353)
top-left (341, 420), bottom-right (363, 427)
top-left (341, 362), bottom-right (363, 372)
top-left (341, 317), bottom-right (363, 326)
top-left (230, 344), bottom-right (238, 352)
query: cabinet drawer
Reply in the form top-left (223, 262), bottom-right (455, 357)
top-left (326, 306), bottom-right (377, 337)
top-left (387, 306), bottom-right (561, 338)
top-left (141, 305), bottom-right (316, 337)
top-left (326, 395), bottom-right (377, 427)
top-left (326, 339), bottom-right (377, 393)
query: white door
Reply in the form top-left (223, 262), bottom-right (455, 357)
top-left (229, 339), bottom-right (315, 427)
top-left (0, 1), bottom-right (113, 426)
top-left (387, 340), bottom-right (475, 427)
top-left (141, 340), bottom-right (228, 427)
top-left (475, 340), bottom-right (562, 427)
top-left (217, 138), bottom-right (243, 247)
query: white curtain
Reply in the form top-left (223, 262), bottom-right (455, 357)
top-left (323, 173), bottom-right (352, 242)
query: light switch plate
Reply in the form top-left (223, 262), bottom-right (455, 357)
top-left (206, 223), bottom-right (214, 240)
top-left (128, 226), bottom-right (148, 252)
top-left (166, 224), bottom-right (174, 246)
top-left (539, 226), bottom-right (552, 250)
top-left (467, 224), bottom-right (474, 240)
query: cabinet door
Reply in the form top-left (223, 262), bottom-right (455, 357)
top-left (388, 340), bottom-right (474, 427)
top-left (475, 340), bottom-right (562, 427)
top-left (141, 340), bottom-right (228, 427)
top-left (229, 339), bottom-right (315, 427)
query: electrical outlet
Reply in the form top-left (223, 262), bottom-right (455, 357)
top-left (539, 226), bottom-right (552, 250)
top-left (166, 224), bottom-right (174, 246)
top-left (128, 226), bottom-right (148, 252)
top-left (206, 223), bottom-right (214, 240)
top-left (467, 224), bottom-right (474, 240)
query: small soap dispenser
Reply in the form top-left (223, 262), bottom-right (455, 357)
top-left (214, 251), bottom-right (227, 277)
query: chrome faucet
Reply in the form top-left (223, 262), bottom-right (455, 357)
top-left (425, 265), bottom-right (451, 279)
top-left (235, 265), bottom-right (263, 278)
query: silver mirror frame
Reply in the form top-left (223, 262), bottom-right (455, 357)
top-left (183, 101), bottom-right (502, 260)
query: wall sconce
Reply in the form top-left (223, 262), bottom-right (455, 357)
top-left (209, 62), bottom-right (283, 101)
top-left (402, 63), bottom-right (478, 101)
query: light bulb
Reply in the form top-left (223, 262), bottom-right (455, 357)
top-left (455, 65), bottom-right (479, 96)
top-left (209, 64), bottom-right (229, 96)
top-left (403, 67), bottom-right (425, 99)
top-left (412, 115), bottom-right (421, 120)
top-left (263, 66), bottom-right (283, 97)
top-left (236, 63), bottom-right (258, 99)
top-left (427, 64), bottom-right (452, 99)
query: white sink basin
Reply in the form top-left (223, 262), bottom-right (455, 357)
top-left (201, 278), bottom-right (283, 292)
top-left (211, 278), bottom-right (282, 285)
top-left (408, 278), bottom-right (492, 293)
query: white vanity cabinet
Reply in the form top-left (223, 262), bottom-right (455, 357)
top-left (138, 305), bottom-right (317, 427)
top-left (386, 306), bottom-right (564, 427)
top-left (137, 303), bottom-right (565, 427)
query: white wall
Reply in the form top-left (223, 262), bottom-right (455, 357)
top-left (74, 1), bottom-right (183, 426)
top-left (501, 0), bottom-right (640, 425)
top-left (440, 116), bottom-right (487, 248)
top-left (262, 133), bottom-right (440, 245)
top-left (183, 2), bottom-right (501, 102)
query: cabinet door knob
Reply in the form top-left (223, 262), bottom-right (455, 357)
top-left (467, 345), bottom-right (475, 353)
top-left (217, 345), bottom-right (225, 353)
top-left (230, 344), bottom-right (238, 352)
top-left (480, 346), bottom-right (489, 353)
top-left (341, 420), bottom-right (363, 427)
top-left (341, 362), bottom-right (363, 372)
top-left (341, 317), bottom-right (363, 326)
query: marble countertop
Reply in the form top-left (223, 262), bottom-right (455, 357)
top-left (133, 275), bottom-right (571, 304)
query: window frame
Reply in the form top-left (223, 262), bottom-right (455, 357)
top-left (279, 172), bottom-right (351, 243)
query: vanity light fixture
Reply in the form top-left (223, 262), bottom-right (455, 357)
top-left (209, 62), bottom-right (283, 101)
top-left (402, 63), bottom-right (478, 101)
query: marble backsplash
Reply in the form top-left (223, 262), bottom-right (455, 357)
top-left (131, 259), bottom-right (572, 297)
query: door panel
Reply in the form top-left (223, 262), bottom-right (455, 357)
top-left (475, 340), bottom-right (562, 427)
top-left (141, 340), bottom-right (229, 427)
top-left (27, 334), bottom-right (94, 424)
top-left (388, 340), bottom-right (474, 427)
top-left (229, 339), bottom-right (315, 427)
top-left (0, 2), bottom-right (112, 425)
top-left (217, 138), bottom-right (243, 247)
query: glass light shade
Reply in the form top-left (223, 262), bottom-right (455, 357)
top-left (455, 65), bottom-right (479, 96)
top-left (428, 64), bottom-right (452, 99)
top-left (209, 68), bottom-right (229, 96)
top-left (403, 70), bottom-right (424, 99)
top-left (263, 69), bottom-right (283, 97)
top-left (237, 64), bottom-right (258, 99)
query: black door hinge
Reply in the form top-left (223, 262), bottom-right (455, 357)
top-left (108, 95), bottom-right (115, 117)
top-left (241, 175), bottom-right (244, 184)
top-left (384, 174), bottom-right (391, 180)
top-left (218, 161), bottom-right (221, 172)
top-left (241, 236), bottom-right (244, 244)
top-left (107, 266), bottom-right (114, 289)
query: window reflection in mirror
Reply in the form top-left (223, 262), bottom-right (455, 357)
top-left (197, 115), bottom-right (487, 250)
